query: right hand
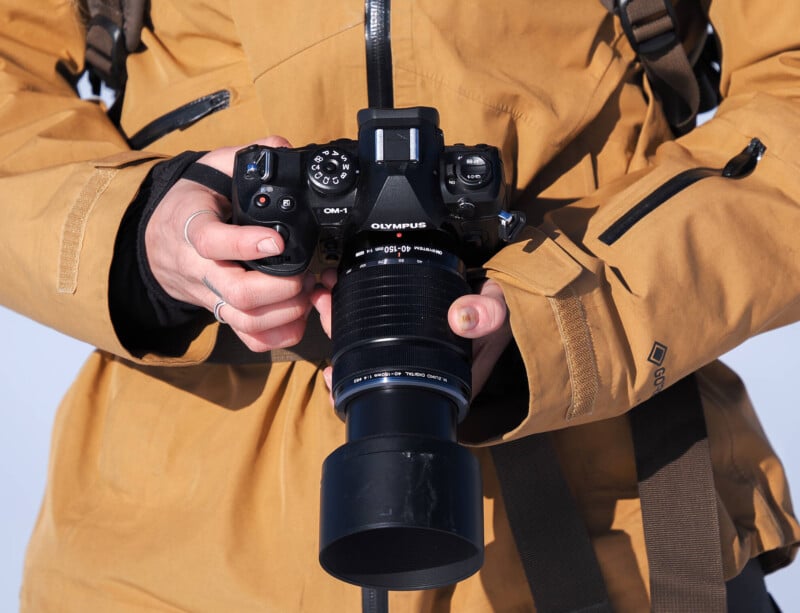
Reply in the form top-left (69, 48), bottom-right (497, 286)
top-left (145, 137), bottom-right (327, 352)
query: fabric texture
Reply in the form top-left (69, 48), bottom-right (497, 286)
top-left (1, 1), bottom-right (799, 611)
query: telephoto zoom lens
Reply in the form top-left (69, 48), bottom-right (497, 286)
top-left (319, 232), bottom-right (484, 590)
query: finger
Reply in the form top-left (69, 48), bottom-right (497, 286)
top-left (217, 295), bottom-right (312, 336)
top-left (187, 215), bottom-right (286, 262)
top-left (233, 317), bottom-right (308, 353)
top-left (318, 268), bottom-right (338, 290)
top-left (310, 268), bottom-right (337, 336)
top-left (448, 280), bottom-right (508, 339)
top-left (310, 285), bottom-right (333, 337)
top-left (204, 264), bottom-right (308, 312)
top-left (322, 366), bottom-right (335, 408)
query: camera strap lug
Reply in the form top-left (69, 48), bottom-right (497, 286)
top-left (498, 210), bottom-right (527, 243)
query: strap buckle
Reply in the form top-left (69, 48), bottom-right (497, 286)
top-left (84, 14), bottom-right (128, 91)
top-left (616, 0), bottom-right (681, 58)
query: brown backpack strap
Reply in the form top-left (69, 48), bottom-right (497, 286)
top-left (494, 374), bottom-right (726, 612)
top-left (630, 374), bottom-right (727, 612)
top-left (601, 0), bottom-right (702, 134)
top-left (83, 0), bottom-right (148, 91)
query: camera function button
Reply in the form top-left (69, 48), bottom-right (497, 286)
top-left (455, 154), bottom-right (492, 189)
top-left (246, 148), bottom-right (274, 181)
top-left (278, 195), bottom-right (296, 211)
top-left (252, 192), bottom-right (270, 208)
top-left (271, 223), bottom-right (290, 242)
top-left (456, 199), bottom-right (476, 219)
top-left (308, 147), bottom-right (357, 195)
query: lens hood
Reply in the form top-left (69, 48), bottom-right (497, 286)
top-left (319, 433), bottom-right (483, 590)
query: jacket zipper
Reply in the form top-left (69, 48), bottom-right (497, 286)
top-left (598, 138), bottom-right (766, 246)
top-left (127, 90), bottom-right (231, 150)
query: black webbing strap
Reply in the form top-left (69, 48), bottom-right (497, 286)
top-left (491, 434), bottom-right (612, 613)
top-left (493, 374), bottom-right (726, 612)
top-left (600, 0), bottom-right (701, 134)
top-left (361, 588), bottom-right (389, 613)
top-left (630, 374), bottom-right (727, 611)
top-left (84, 0), bottom-right (147, 92)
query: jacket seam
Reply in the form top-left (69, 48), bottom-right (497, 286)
top-left (252, 22), bottom-right (362, 81)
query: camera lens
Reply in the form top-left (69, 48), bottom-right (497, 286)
top-left (330, 232), bottom-right (472, 417)
top-left (319, 231), bottom-right (484, 590)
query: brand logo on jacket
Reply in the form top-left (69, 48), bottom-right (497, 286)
top-left (647, 342), bottom-right (668, 366)
top-left (648, 342), bottom-right (668, 393)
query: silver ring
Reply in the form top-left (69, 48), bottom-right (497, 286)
top-left (213, 300), bottom-right (227, 324)
top-left (183, 209), bottom-right (220, 248)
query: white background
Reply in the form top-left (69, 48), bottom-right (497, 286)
top-left (1, 307), bottom-right (799, 609)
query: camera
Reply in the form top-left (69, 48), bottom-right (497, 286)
top-left (232, 106), bottom-right (523, 590)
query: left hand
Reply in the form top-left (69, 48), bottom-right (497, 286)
top-left (312, 275), bottom-right (511, 401)
top-left (447, 279), bottom-right (512, 398)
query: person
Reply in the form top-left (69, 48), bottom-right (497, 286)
top-left (1, 0), bottom-right (798, 611)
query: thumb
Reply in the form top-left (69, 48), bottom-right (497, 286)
top-left (448, 280), bottom-right (508, 339)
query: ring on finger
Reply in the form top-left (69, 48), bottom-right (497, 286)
top-left (213, 299), bottom-right (227, 324)
top-left (184, 209), bottom-right (221, 248)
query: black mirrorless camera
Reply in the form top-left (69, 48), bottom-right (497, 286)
top-left (232, 106), bottom-right (523, 591)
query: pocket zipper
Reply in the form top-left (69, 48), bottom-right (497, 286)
top-left (598, 138), bottom-right (766, 246)
top-left (127, 90), bottom-right (231, 150)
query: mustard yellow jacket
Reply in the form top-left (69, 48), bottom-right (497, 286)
top-left (2, 1), bottom-right (799, 611)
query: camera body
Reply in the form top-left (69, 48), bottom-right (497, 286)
top-left (232, 107), bottom-right (517, 276)
top-left (231, 106), bottom-right (523, 591)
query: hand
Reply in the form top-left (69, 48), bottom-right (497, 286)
top-left (145, 137), bottom-right (321, 352)
top-left (448, 279), bottom-right (512, 398)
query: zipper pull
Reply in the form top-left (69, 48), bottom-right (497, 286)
top-left (722, 138), bottom-right (766, 178)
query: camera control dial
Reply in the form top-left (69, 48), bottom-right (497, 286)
top-left (455, 153), bottom-right (492, 189)
top-left (307, 147), bottom-right (358, 195)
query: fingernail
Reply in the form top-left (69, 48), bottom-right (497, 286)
top-left (456, 306), bottom-right (478, 332)
top-left (257, 238), bottom-right (280, 255)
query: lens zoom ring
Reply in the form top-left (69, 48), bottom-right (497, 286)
top-left (332, 263), bottom-right (469, 353)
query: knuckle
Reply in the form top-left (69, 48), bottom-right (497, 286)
top-left (236, 317), bottom-right (264, 336)
top-left (286, 301), bottom-right (309, 322)
top-left (276, 321), bottom-right (306, 348)
top-left (190, 229), bottom-right (214, 257)
top-left (238, 334), bottom-right (270, 353)
top-left (234, 232), bottom-right (256, 258)
top-left (224, 284), bottom-right (259, 311)
top-left (284, 275), bottom-right (306, 297)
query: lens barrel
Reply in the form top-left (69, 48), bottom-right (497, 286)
top-left (319, 233), bottom-right (484, 590)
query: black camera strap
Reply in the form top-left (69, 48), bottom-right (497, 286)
top-left (359, 6), bottom-right (393, 610)
top-left (365, 0), bottom-right (394, 108)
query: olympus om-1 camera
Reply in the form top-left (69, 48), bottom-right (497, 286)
top-left (232, 106), bottom-right (524, 590)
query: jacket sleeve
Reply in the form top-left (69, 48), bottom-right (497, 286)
top-left (480, 0), bottom-right (800, 440)
top-left (0, 1), bottom-right (216, 363)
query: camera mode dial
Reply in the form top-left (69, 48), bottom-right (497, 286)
top-left (307, 147), bottom-right (358, 196)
